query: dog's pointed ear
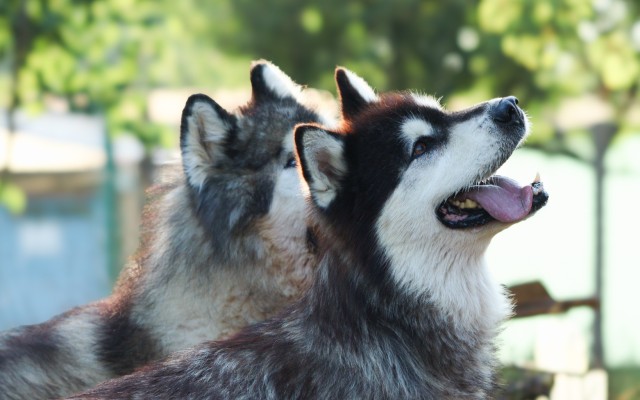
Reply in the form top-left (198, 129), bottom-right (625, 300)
top-left (180, 94), bottom-right (237, 189)
top-left (294, 124), bottom-right (347, 209)
top-left (250, 60), bottom-right (303, 102)
top-left (335, 67), bottom-right (378, 120)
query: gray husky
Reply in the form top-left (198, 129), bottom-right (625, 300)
top-left (72, 68), bottom-right (548, 399)
top-left (0, 61), bottom-right (326, 399)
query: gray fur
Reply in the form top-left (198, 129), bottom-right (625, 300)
top-left (70, 69), bottom-right (547, 399)
top-left (0, 60), bottom-right (324, 399)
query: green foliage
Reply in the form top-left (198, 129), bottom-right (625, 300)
top-left (476, 0), bottom-right (640, 105)
top-left (0, 0), bottom-right (244, 150)
top-left (217, 0), bottom-right (478, 95)
top-left (0, 180), bottom-right (26, 214)
top-left (588, 32), bottom-right (640, 91)
top-left (473, 0), bottom-right (640, 154)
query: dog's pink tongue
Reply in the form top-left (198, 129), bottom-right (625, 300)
top-left (463, 176), bottom-right (533, 223)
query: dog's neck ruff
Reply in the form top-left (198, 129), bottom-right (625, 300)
top-left (303, 237), bottom-right (507, 397)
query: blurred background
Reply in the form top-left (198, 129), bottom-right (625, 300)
top-left (0, 0), bottom-right (639, 398)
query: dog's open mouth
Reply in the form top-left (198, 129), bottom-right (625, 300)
top-left (436, 174), bottom-right (549, 229)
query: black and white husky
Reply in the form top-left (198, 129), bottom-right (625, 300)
top-left (0, 61), bottom-right (327, 399)
top-left (72, 68), bottom-right (548, 399)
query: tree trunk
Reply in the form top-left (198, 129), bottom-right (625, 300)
top-left (590, 122), bottom-right (617, 369)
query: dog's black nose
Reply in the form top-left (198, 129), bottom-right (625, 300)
top-left (491, 96), bottom-right (522, 124)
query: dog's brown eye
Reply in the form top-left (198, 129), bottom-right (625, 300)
top-left (413, 141), bottom-right (428, 158)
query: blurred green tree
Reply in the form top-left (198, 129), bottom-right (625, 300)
top-left (0, 0), bottom-right (180, 146)
top-left (220, 0), bottom-right (478, 95)
top-left (0, 0), bottom-right (243, 212)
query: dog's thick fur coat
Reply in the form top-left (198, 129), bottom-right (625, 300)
top-left (0, 61), bottom-right (325, 399)
top-left (71, 68), bottom-right (548, 399)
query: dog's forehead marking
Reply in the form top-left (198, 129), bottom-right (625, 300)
top-left (400, 118), bottom-right (435, 148)
top-left (411, 93), bottom-right (443, 110)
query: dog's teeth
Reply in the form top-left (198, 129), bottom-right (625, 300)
top-left (451, 199), bottom-right (480, 209)
top-left (533, 172), bottom-right (541, 183)
top-left (464, 199), bottom-right (479, 209)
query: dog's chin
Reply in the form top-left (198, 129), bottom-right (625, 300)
top-left (436, 175), bottom-right (548, 230)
